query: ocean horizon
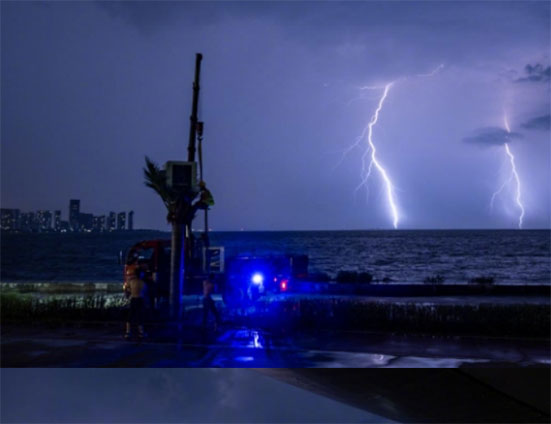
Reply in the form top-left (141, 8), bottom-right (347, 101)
top-left (1, 229), bottom-right (549, 285)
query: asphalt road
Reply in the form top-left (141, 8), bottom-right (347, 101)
top-left (2, 320), bottom-right (549, 367)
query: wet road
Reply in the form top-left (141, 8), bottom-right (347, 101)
top-left (2, 322), bottom-right (549, 367)
top-left (2, 293), bottom-right (550, 367)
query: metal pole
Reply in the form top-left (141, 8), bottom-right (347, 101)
top-left (184, 53), bottom-right (202, 295)
top-left (187, 53), bottom-right (202, 162)
top-left (196, 121), bottom-right (209, 246)
top-left (204, 209), bottom-right (209, 246)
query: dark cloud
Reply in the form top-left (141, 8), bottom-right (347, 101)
top-left (521, 114), bottom-right (551, 131)
top-left (462, 127), bottom-right (523, 146)
top-left (515, 63), bottom-right (551, 83)
top-left (97, 2), bottom-right (223, 34)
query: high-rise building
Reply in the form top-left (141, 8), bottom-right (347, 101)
top-left (69, 199), bottom-right (80, 232)
top-left (19, 212), bottom-right (31, 232)
top-left (79, 213), bottom-right (94, 232)
top-left (93, 215), bottom-right (106, 232)
top-left (1, 209), bottom-right (20, 231)
top-left (36, 210), bottom-right (52, 232)
top-left (107, 212), bottom-right (116, 232)
top-left (28, 212), bottom-right (38, 232)
top-left (117, 212), bottom-right (126, 231)
top-left (60, 221), bottom-right (70, 232)
top-left (128, 211), bottom-right (134, 231)
top-left (54, 211), bottom-right (61, 232)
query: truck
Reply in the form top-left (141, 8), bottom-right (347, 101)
top-left (121, 239), bottom-right (308, 308)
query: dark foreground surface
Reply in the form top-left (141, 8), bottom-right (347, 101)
top-left (3, 299), bottom-right (550, 422)
top-left (263, 368), bottom-right (551, 423)
top-left (2, 320), bottom-right (549, 368)
top-left (2, 292), bottom-right (550, 367)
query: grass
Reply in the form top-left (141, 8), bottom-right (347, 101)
top-left (254, 297), bottom-right (550, 338)
top-left (2, 290), bottom-right (549, 338)
top-left (1, 281), bottom-right (121, 294)
top-left (0, 291), bottom-right (128, 322)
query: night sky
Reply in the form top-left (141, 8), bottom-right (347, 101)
top-left (1, 1), bottom-right (549, 230)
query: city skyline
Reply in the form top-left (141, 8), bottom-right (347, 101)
top-left (1, 198), bottom-right (134, 232)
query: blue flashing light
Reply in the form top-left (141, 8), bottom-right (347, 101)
top-left (251, 272), bottom-right (264, 285)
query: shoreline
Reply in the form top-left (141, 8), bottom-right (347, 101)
top-left (2, 280), bottom-right (550, 296)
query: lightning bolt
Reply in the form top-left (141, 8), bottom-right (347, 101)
top-left (416, 63), bottom-right (445, 77)
top-left (337, 64), bottom-right (444, 229)
top-left (490, 114), bottom-right (525, 229)
top-left (354, 83), bottom-right (399, 229)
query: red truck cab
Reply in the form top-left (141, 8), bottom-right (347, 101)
top-left (122, 239), bottom-right (172, 302)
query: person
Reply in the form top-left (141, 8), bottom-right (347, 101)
top-left (124, 267), bottom-right (148, 339)
top-left (197, 180), bottom-right (215, 208)
top-left (202, 273), bottom-right (221, 330)
top-left (191, 181), bottom-right (214, 216)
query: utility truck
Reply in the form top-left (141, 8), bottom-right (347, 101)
top-left (121, 240), bottom-right (308, 307)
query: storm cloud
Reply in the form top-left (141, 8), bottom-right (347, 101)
top-left (521, 114), bottom-right (551, 131)
top-left (516, 63), bottom-right (551, 83)
top-left (462, 127), bottom-right (523, 147)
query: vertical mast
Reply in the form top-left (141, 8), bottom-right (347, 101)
top-left (187, 53), bottom-right (202, 162)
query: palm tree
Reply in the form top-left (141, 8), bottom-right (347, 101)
top-left (143, 156), bottom-right (196, 318)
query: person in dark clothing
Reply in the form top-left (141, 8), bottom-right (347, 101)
top-left (124, 267), bottom-right (147, 339)
top-left (202, 273), bottom-right (221, 330)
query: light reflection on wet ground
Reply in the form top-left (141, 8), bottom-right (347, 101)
top-left (2, 324), bottom-right (549, 368)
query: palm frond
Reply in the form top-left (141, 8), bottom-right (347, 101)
top-left (144, 156), bottom-right (201, 224)
top-left (143, 156), bottom-right (173, 209)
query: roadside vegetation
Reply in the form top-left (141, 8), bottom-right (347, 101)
top-left (2, 289), bottom-right (549, 338)
top-left (1, 291), bottom-right (127, 322)
top-left (256, 298), bottom-right (550, 338)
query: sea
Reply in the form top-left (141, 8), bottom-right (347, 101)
top-left (1, 230), bottom-right (550, 285)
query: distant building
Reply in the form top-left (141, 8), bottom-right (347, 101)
top-left (128, 211), bottom-right (134, 231)
top-left (93, 215), bottom-right (106, 232)
top-left (36, 210), bottom-right (52, 232)
top-left (54, 210), bottom-right (61, 232)
top-left (1, 209), bottom-right (20, 231)
top-left (19, 212), bottom-right (31, 232)
top-left (117, 212), bottom-right (126, 231)
top-left (107, 212), bottom-right (116, 232)
top-left (3, 202), bottom-right (139, 234)
top-left (79, 213), bottom-right (94, 232)
top-left (30, 212), bottom-right (38, 232)
top-left (69, 199), bottom-right (80, 232)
